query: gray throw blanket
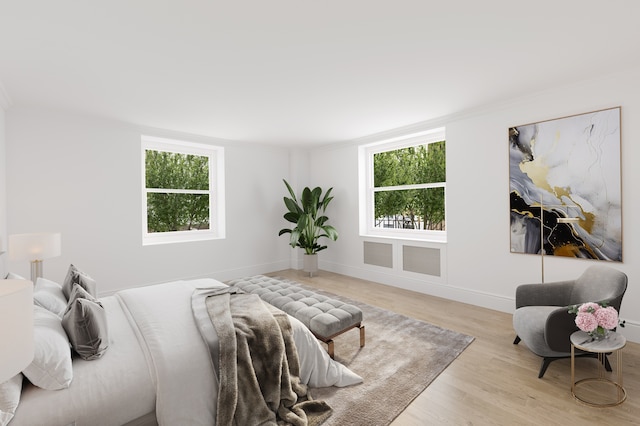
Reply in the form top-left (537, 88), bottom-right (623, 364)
top-left (194, 287), bottom-right (332, 426)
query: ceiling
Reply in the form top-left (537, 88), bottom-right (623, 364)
top-left (1, 1), bottom-right (639, 146)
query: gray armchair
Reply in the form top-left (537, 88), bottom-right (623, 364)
top-left (512, 265), bottom-right (627, 378)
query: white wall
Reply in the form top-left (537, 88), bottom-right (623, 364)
top-left (311, 66), bottom-right (640, 342)
top-left (4, 67), bottom-right (639, 342)
top-left (5, 107), bottom-right (292, 294)
top-left (0, 100), bottom-right (7, 276)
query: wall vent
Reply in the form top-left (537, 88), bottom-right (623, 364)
top-left (403, 245), bottom-right (441, 276)
top-left (363, 241), bottom-right (393, 268)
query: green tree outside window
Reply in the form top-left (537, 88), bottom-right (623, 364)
top-left (373, 141), bottom-right (445, 230)
top-left (145, 150), bottom-right (211, 233)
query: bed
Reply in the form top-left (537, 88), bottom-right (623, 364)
top-left (5, 273), bottom-right (362, 426)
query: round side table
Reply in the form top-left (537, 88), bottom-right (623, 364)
top-left (570, 330), bottom-right (626, 407)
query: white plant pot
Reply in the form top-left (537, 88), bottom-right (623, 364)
top-left (303, 253), bottom-right (318, 277)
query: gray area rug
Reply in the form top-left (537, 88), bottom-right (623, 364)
top-left (288, 280), bottom-right (475, 426)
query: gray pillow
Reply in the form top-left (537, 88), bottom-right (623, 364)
top-left (62, 264), bottom-right (97, 299)
top-left (62, 284), bottom-right (109, 360)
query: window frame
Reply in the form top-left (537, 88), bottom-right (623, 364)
top-left (359, 127), bottom-right (446, 242)
top-left (141, 135), bottom-right (225, 245)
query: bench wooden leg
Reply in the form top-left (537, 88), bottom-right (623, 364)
top-left (327, 340), bottom-right (335, 359)
top-left (318, 323), bottom-right (365, 359)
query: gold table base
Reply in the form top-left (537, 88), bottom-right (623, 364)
top-left (571, 338), bottom-right (626, 407)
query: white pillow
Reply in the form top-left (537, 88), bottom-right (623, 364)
top-left (33, 278), bottom-right (68, 318)
top-left (0, 374), bottom-right (23, 426)
top-left (22, 306), bottom-right (73, 390)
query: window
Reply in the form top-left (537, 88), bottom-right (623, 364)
top-left (359, 127), bottom-right (446, 240)
top-left (141, 135), bottom-right (225, 245)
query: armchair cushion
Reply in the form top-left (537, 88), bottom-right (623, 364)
top-left (513, 306), bottom-right (569, 357)
top-left (515, 281), bottom-right (575, 309)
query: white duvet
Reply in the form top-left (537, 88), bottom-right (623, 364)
top-left (117, 278), bottom-right (362, 425)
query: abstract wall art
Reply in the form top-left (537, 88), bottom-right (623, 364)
top-left (509, 107), bottom-right (622, 262)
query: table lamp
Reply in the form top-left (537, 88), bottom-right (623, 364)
top-left (9, 232), bottom-right (62, 283)
top-left (0, 280), bottom-right (34, 383)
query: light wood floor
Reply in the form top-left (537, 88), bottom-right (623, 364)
top-left (270, 269), bottom-right (639, 426)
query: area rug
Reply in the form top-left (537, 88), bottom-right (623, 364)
top-left (284, 279), bottom-right (475, 426)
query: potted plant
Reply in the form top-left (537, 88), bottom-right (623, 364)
top-left (278, 179), bottom-right (338, 276)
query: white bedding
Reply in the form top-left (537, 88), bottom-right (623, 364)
top-left (119, 278), bottom-right (362, 425)
top-left (12, 297), bottom-right (156, 426)
top-left (10, 278), bottom-right (361, 426)
top-left (117, 279), bottom-right (219, 426)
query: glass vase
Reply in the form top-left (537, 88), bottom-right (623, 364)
top-left (590, 328), bottom-right (610, 341)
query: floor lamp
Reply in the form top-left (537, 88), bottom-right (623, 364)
top-left (8, 232), bottom-right (62, 283)
top-left (539, 198), bottom-right (579, 283)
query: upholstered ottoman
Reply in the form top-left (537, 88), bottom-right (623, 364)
top-left (227, 275), bottom-right (365, 358)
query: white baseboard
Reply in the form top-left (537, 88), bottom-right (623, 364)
top-left (320, 260), bottom-right (514, 313)
top-left (101, 260), bottom-right (290, 296)
top-left (618, 321), bottom-right (640, 343)
top-left (319, 260), bottom-right (640, 344)
top-left (103, 258), bottom-right (640, 345)
top-left (202, 260), bottom-right (290, 282)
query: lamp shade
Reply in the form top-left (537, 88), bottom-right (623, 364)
top-left (9, 233), bottom-right (62, 262)
top-left (0, 280), bottom-right (34, 383)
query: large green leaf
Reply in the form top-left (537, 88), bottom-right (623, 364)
top-left (301, 187), bottom-right (312, 213)
top-left (283, 197), bottom-right (301, 214)
top-left (322, 225), bottom-right (338, 240)
top-left (283, 179), bottom-right (298, 201)
top-left (283, 211), bottom-right (299, 224)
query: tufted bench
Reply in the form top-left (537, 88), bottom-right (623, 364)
top-left (227, 275), bottom-right (365, 358)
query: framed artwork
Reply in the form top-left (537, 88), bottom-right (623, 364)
top-left (509, 107), bottom-right (622, 261)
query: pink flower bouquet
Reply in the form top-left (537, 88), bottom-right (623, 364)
top-left (568, 302), bottom-right (622, 339)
